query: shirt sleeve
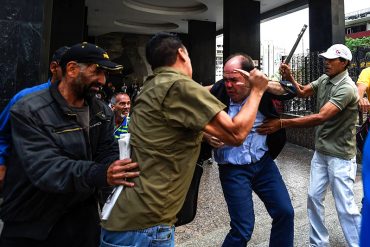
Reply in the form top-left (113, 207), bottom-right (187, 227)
top-left (162, 79), bottom-right (226, 131)
top-left (310, 74), bottom-right (327, 95)
top-left (329, 84), bottom-right (358, 111)
top-left (357, 68), bottom-right (370, 87)
top-left (0, 97), bottom-right (20, 165)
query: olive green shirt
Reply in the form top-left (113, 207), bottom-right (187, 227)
top-left (102, 67), bottom-right (225, 231)
top-left (310, 70), bottom-right (359, 160)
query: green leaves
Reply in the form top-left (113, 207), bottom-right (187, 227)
top-left (345, 37), bottom-right (370, 52)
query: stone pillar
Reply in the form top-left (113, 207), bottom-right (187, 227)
top-left (309, 0), bottom-right (345, 52)
top-left (0, 0), bottom-right (47, 111)
top-left (50, 0), bottom-right (86, 57)
top-left (188, 20), bottom-right (216, 86)
top-left (223, 0), bottom-right (261, 65)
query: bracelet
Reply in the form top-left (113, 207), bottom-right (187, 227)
top-left (280, 119), bottom-right (283, 129)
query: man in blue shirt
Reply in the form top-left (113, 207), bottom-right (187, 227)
top-left (204, 54), bottom-right (294, 247)
top-left (0, 46), bottom-right (69, 187)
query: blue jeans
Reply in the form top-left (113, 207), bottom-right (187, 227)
top-left (219, 154), bottom-right (294, 247)
top-left (308, 151), bottom-right (361, 247)
top-left (100, 225), bottom-right (175, 247)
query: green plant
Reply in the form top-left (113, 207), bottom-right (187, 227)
top-left (345, 37), bottom-right (370, 52)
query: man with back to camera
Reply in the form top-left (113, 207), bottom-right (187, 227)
top-left (258, 44), bottom-right (361, 247)
top-left (100, 32), bottom-right (269, 246)
top-left (0, 46), bottom-right (69, 188)
top-left (0, 42), bottom-right (140, 247)
top-left (203, 53), bottom-right (295, 247)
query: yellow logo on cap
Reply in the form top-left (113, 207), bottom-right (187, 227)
top-left (103, 53), bottom-right (109, 59)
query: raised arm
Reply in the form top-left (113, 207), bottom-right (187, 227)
top-left (203, 68), bottom-right (268, 146)
top-left (280, 63), bottom-right (313, 98)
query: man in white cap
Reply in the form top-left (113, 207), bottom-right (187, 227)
top-left (258, 44), bottom-right (361, 247)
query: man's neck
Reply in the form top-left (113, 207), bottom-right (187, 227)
top-left (58, 80), bottom-right (85, 108)
top-left (115, 112), bottom-right (123, 126)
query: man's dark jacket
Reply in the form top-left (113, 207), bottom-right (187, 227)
top-left (0, 82), bottom-right (118, 245)
top-left (199, 79), bottom-right (296, 162)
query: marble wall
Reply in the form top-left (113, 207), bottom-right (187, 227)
top-left (0, 0), bottom-right (44, 111)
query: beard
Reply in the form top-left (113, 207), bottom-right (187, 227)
top-left (74, 73), bottom-right (101, 99)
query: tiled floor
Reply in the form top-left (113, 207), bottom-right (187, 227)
top-left (176, 143), bottom-right (363, 247)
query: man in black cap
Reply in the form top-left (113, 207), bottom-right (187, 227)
top-left (0, 42), bottom-right (139, 247)
top-left (0, 46), bottom-right (69, 188)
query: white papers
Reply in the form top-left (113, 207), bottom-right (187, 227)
top-left (101, 133), bottom-right (131, 220)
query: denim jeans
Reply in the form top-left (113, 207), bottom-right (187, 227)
top-left (100, 225), bottom-right (175, 247)
top-left (219, 154), bottom-right (294, 247)
top-left (308, 151), bottom-right (361, 247)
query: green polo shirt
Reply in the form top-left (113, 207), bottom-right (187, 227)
top-left (310, 70), bottom-right (359, 160)
top-left (101, 67), bottom-right (225, 231)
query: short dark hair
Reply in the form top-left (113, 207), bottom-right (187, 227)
top-left (110, 92), bottom-right (130, 105)
top-left (51, 46), bottom-right (70, 63)
top-left (145, 32), bottom-right (184, 70)
top-left (224, 53), bottom-right (255, 72)
top-left (339, 57), bottom-right (351, 69)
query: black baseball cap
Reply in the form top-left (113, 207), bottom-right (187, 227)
top-left (51, 46), bottom-right (70, 63)
top-left (59, 42), bottom-right (123, 71)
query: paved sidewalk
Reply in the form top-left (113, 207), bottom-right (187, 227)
top-left (175, 143), bottom-right (363, 247)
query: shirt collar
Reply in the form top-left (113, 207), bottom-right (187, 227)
top-left (328, 70), bottom-right (348, 85)
top-left (153, 66), bottom-right (189, 77)
top-left (229, 97), bottom-right (248, 107)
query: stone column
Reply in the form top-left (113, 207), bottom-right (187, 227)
top-left (309, 0), bottom-right (345, 52)
top-left (188, 20), bottom-right (216, 86)
top-left (0, 0), bottom-right (46, 110)
top-left (223, 0), bottom-right (261, 65)
top-left (50, 0), bottom-right (86, 55)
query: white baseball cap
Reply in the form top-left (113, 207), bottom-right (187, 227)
top-left (319, 44), bottom-right (352, 61)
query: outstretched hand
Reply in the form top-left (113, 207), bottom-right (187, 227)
top-left (257, 118), bottom-right (281, 135)
top-left (107, 158), bottom-right (140, 187)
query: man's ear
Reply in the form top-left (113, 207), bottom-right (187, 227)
top-left (66, 61), bottom-right (79, 78)
top-left (177, 47), bottom-right (187, 62)
top-left (49, 61), bottom-right (58, 75)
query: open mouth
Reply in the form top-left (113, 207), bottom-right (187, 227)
top-left (90, 84), bottom-right (102, 92)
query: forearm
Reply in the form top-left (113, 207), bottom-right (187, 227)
top-left (289, 77), bottom-right (309, 98)
top-left (266, 80), bottom-right (287, 95)
top-left (206, 89), bottom-right (263, 146)
top-left (281, 113), bottom-right (325, 128)
top-left (357, 83), bottom-right (367, 98)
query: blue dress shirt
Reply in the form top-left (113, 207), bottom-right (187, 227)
top-left (214, 98), bottom-right (268, 165)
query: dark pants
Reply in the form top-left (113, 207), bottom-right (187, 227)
top-left (219, 155), bottom-right (294, 247)
top-left (0, 200), bottom-right (100, 247)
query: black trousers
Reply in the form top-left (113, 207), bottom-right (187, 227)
top-left (0, 201), bottom-right (100, 247)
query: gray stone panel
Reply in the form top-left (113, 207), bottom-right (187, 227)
top-left (0, 0), bottom-right (43, 22)
top-left (0, 0), bottom-right (43, 111)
